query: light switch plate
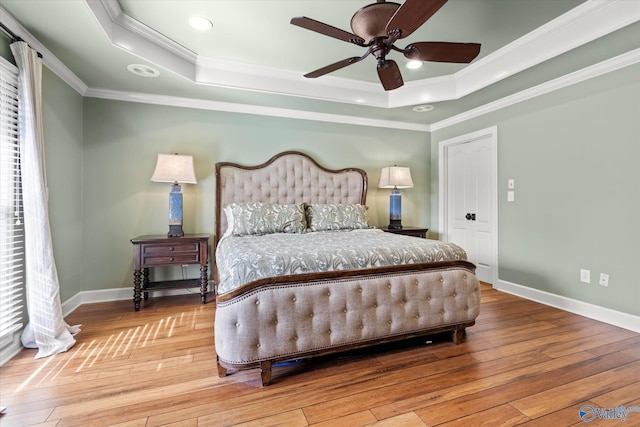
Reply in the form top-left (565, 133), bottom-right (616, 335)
top-left (508, 179), bottom-right (515, 189)
top-left (507, 191), bottom-right (515, 202)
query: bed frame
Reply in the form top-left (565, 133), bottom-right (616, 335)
top-left (214, 151), bottom-right (480, 386)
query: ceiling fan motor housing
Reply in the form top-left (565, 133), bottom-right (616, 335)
top-left (350, 2), bottom-right (400, 43)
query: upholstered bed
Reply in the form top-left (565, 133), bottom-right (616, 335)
top-left (214, 151), bottom-right (480, 385)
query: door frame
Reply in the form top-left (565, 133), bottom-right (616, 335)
top-left (438, 125), bottom-right (498, 285)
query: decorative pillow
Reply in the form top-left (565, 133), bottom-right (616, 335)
top-left (221, 205), bottom-right (234, 239)
top-left (225, 202), bottom-right (307, 236)
top-left (307, 203), bottom-right (369, 232)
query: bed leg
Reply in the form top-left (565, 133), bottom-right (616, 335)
top-left (452, 327), bottom-right (466, 344)
top-left (217, 359), bottom-right (227, 378)
top-left (260, 360), bottom-right (273, 386)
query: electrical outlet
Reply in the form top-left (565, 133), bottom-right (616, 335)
top-left (580, 269), bottom-right (590, 283)
top-left (599, 273), bottom-right (609, 287)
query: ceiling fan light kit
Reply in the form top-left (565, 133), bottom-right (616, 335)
top-left (291, 0), bottom-right (481, 91)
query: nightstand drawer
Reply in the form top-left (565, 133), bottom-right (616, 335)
top-left (141, 243), bottom-right (200, 266)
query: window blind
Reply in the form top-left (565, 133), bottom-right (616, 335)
top-left (0, 57), bottom-right (24, 344)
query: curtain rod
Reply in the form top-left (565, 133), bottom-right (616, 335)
top-left (0, 21), bottom-right (43, 58)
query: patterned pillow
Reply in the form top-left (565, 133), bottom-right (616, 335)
top-left (307, 204), bottom-right (369, 232)
top-left (226, 202), bottom-right (307, 236)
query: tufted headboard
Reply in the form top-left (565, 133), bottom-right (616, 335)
top-left (214, 151), bottom-right (368, 248)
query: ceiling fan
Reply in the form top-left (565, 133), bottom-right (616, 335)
top-left (290, 0), bottom-right (481, 91)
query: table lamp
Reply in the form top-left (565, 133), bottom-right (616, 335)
top-left (378, 166), bottom-right (413, 229)
top-left (151, 153), bottom-right (197, 237)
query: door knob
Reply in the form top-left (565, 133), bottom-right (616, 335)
top-left (465, 213), bottom-right (477, 221)
top-left (471, 213), bottom-right (476, 221)
top-left (465, 213), bottom-right (472, 220)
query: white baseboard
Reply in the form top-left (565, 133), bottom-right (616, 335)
top-left (60, 280), bottom-right (639, 333)
top-left (495, 279), bottom-right (640, 333)
top-left (61, 287), bottom-right (204, 317)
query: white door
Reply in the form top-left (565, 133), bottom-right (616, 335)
top-left (439, 127), bottom-right (497, 284)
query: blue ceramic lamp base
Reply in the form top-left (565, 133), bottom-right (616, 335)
top-left (388, 189), bottom-right (403, 229)
top-left (167, 183), bottom-right (184, 237)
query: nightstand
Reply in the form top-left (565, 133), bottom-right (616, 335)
top-left (380, 226), bottom-right (429, 238)
top-left (131, 234), bottom-right (209, 311)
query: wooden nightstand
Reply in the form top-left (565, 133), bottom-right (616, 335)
top-left (380, 226), bottom-right (429, 238)
top-left (131, 234), bottom-right (210, 311)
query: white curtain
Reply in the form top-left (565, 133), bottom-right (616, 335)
top-left (10, 41), bottom-right (80, 359)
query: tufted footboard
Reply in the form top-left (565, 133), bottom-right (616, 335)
top-left (215, 260), bottom-right (480, 385)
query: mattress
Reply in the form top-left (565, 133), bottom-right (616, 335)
top-left (215, 228), bottom-right (467, 295)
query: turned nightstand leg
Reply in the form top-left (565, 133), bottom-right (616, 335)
top-left (133, 269), bottom-right (142, 311)
top-left (200, 264), bottom-right (208, 304)
top-left (143, 268), bottom-right (150, 300)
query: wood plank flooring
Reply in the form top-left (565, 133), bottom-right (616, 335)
top-left (1, 283), bottom-right (639, 426)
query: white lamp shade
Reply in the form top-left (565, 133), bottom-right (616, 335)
top-left (151, 153), bottom-right (197, 184)
top-left (378, 166), bottom-right (413, 189)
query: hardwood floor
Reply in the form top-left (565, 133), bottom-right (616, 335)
top-left (1, 283), bottom-right (639, 426)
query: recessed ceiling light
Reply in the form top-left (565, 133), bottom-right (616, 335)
top-left (406, 60), bottom-right (423, 70)
top-left (189, 16), bottom-right (213, 31)
top-left (413, 104), bottom-right (434, 112)
top-left (127, 64), bottom-right (160, 77)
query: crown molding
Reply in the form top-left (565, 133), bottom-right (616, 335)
top-left (195, 56), bottom-right (389, 108)
top-left (450, 0), bottom-right (640, 99)
top-left (430, 48), bottom-right (640, 131)
top-left (86, 0), bottom-right (197, 80)
top-left (83, 87), bottom-right (431, 132)
top-left (2, 2), bottom-right (638, 132)
top-left (82, 47), bottom-right (640, 133)
top-left (0, 5), bottom-right (87, 95)
top-left (390, 0), bottom-right (640, 107)
top-left (84, 0), bottom-right (640, 108)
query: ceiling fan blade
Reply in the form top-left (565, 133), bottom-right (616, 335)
top-left (304, 57), bottom-right (363, 78)
top-left (385, 0), bottom-right (447, 39)
top-left (291, 16), bottom-right (364, 45)
top-left (404, 42), bottom-right (481, 63)
top-left (377, 59), bottom-right (404, 91)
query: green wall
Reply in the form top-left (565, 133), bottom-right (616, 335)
top-left (82, 99), bottom-right (430, 291)
top-left (432, 63), bottom-right (640, 316)
top-left (42, 68), bottom-right (84, 302)
top-left (4, 28), bottom-right (638, 319)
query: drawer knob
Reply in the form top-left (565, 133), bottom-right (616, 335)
top-left (169, 247), bottom-right (174, 251)
top-left (169, 257), bottom-right (174, 262)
